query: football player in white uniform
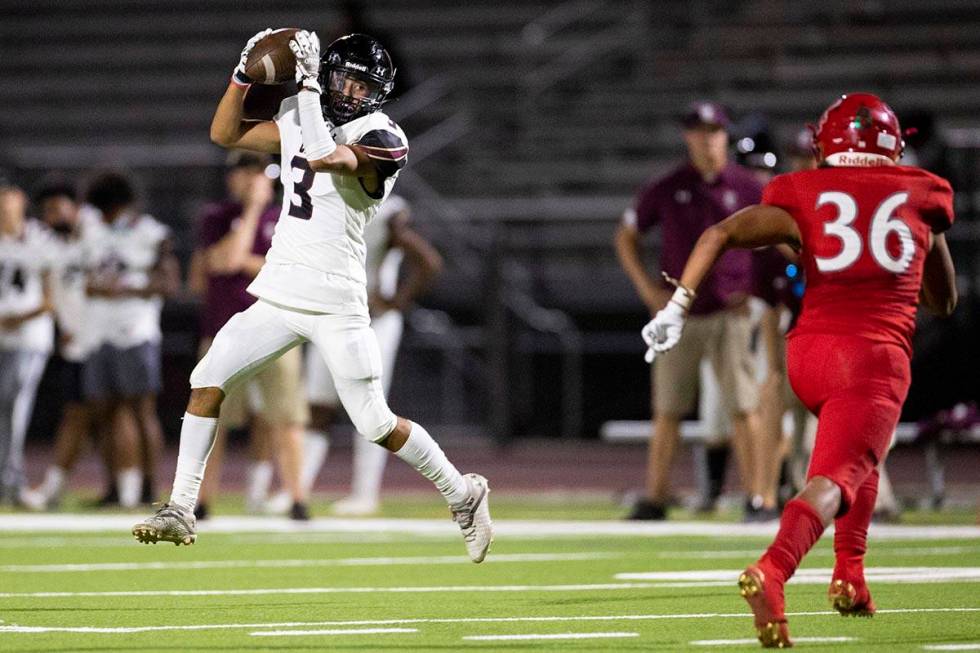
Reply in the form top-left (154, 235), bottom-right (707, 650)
top-left (0, 182), bottom-right (55, 505)
top-left (21, 182), bottom-right (101, 510)
top-left (84, 172), bottom-right (179, 508)
top-left (279, 194), bottom-right (442, 517)
top-left (134, 30), bottom-right (492, 562)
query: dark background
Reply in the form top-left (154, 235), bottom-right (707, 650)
top-left (2, 0), bottom-right (978, 443)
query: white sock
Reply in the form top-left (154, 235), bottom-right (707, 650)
top-left (394, 421), bottom-right (468, 506)
top-left (117, 467), bottom-right (143, 508)
top-left (169, 413), bottom-right (219, 513)
top-left (245, 460), bottom-right (274, 510)
top-left (351, 433), bottom-right (387, 503)
top-left (39, 466), bottom-right (66, 500)
top-left (301, 430), bottom-right (330, 494)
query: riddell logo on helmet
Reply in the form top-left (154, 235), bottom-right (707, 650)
top-left (344, 62), bottom-right (368, 72)
top-left (825, 152), bottom-right (894, 167)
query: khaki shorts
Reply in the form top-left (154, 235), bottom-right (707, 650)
top-left (653, 309), bottom-right (758, 417)
top-left (198, 336), bottom-right (309, 429)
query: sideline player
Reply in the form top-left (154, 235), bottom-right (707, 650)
top-left (21, 182), bottom-right (100, 510)
top-left (641, 93), bottom-right (957, 647)
top-left (291, 193), bottom-right (442, 516)
top-left (0, 182), bottom-right (54, 505)
top-left (133, 30), bottom-right (492, 562)
top-left (84, 172), bottom-right (179, 508)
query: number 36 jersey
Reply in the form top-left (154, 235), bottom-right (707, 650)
top-left (246, 96), bottom-right (409, 315)
top-left (762, 165), bottom-right (954, 356)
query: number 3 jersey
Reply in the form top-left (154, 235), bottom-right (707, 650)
top-left (246, 96), bottom-right (409, 315)
top-left (762, 165), bottom-right (954, 355)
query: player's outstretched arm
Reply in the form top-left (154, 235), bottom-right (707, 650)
top-left (678, 204), bottom-right (801, 293)
top-left (920, 232), bottom-right (957, 317)
top-left (641, 205), bottom-right (801, 362)
top-left (210, 30), bottom-right (281, 154)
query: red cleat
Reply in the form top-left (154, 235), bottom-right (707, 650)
top-left (738, 564), bottom-right (793, 648)
top-left (828, 578), bottom-right (876, 617)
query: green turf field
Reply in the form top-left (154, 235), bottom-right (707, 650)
top-left (0, 500), bottom-right (978, 651)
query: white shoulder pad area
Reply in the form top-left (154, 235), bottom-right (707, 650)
top-left (137, 215), bottom-right (170, 244)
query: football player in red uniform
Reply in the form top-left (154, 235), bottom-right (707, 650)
top-left (642, 93), bottom-right (957, 648)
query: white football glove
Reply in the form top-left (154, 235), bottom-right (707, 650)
top-left (232, 28), bottom-right (274, 86)
top-left (290, 30), bottom-right (322, 92)
top-left (641, 300), bottom-right (687, 364)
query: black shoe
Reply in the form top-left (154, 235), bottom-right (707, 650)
top-left (88, 484), bottom-right (119, 508)
top-left (626, 499), bottom-right (667, 521)
top-left (141, 477), bottom-right (156, 505)
top-left (194, 502), bottom-right (210, 521)
top-left (290, 502), bottom-right (311, 521)
top-left (743, 495), bottom-right (779, 523)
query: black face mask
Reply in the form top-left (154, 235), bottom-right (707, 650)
top-left (51, 222), bottom-right (73, 236)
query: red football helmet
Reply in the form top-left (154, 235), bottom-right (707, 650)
top-left (812, 93), bottom-right (904, 166)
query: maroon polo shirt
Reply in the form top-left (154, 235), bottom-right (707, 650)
top-left (196, 200), bottom-right (279, 338)
top-left (632, 162), bottom-right (763, 315)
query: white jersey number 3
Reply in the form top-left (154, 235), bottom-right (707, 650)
top-left (814, 191), bottom-right (915, 274)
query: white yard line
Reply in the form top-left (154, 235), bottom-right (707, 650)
top-left (250, 628), bottom-right (417, 637)
top-left (692, 636), bottom-right (856, 646)
top-left (463, 632), bottom-right (639, 641)
top-left (616, 567), bottom-right (980, 584)
top-left (657, 546), bottom-right (980, 559)
top-left (0, 514), bottom-right (977, 540)
top-left (0, 552), bottom-right (622, 574)
top-left (0, 608), bottom-right (977, 635)
top-left (0, 582), bottom-right (702, 600)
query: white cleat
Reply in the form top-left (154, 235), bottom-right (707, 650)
top-left (331, 495), bottom-right (380, 517)
top-left (132, 503), bottom-right (197, 546)
top-left (451, 473), bottom-right (493, 563)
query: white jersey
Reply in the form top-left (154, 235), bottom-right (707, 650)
top-left (247, 98), bottom-right (408, 315)
top-left (49, 209), bottom-right (100, 362)
top-left (365, 194), bottom-right (408, 299)
top-left (0, 219), bottom-right (55, 353)
top-left (85, 212), bottom-right (170, 349)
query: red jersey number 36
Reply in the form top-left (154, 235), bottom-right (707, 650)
top-left (815, 191), bottom-right (915, 274)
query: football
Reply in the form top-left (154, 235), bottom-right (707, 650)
top-left (244, 28), bottom-right (300, 84)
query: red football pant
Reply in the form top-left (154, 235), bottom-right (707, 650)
top-left (787, 333), bottom-right (910, 512)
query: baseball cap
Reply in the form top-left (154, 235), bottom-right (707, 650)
top-left (681, 101), bottom-right (731, 129)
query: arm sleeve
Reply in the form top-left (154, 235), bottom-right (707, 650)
top-left (923, 175), bottom-right (955, 233)
top-left (356, 129), bottom-right (409, 182)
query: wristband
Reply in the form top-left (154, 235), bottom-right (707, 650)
top-left (661, 271), bottom-right (696, 309)
top-left (667, 287), bottom-right (693, 312)
top-left (231, 69), bottom-right (252, 88)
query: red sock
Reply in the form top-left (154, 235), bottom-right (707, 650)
top-left (759, 498), bottom-right (826, 584)
top-left (833, 468), bottom-right (878, 581)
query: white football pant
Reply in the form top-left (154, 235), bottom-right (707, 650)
top-left (191, 300), bottom-right (397, 443)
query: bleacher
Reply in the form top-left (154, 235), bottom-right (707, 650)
top-left (2, 0), bottom-right (978, 438)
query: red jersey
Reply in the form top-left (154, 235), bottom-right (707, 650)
top-left (762, 165), bottom-right (954, 356)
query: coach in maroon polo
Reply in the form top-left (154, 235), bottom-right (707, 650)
top-left (615, 101), bottom-right (764, 520)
